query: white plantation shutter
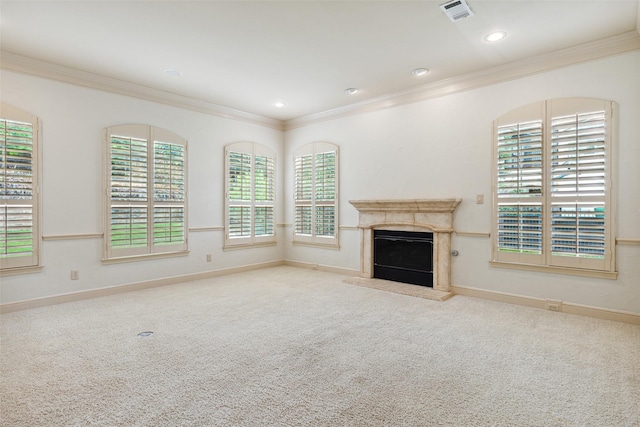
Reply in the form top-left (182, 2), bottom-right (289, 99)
top-left (315, 151), bottom-right (336, 237)
top-left (496, 117), bottom-right (544, 265)
top-left (0, 104), bottom-right (40, 270)
top-left (548, 99), bottom-right (611, 270)
top-left (153, 141), bottom-right (186, 248)
top-left (293, 142), bottom-right (338, 246)
top-left (109, 133), bottom-right (148, 254)
top-left (225, 142), bottom-right (276, 247)
top-left (228, 150), bottom-right (252, 240)
top-left (294, 154), bottom-right (313, 236)
top-left (105, 125), bottom-right (187, 259)
top-left (493, 98), bottom-right (614, 273)
top-left (254, 154), bottom-right (275, 237)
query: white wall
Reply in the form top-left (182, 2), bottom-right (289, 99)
top-left (1, 71), bottom-right (285, 304)
top-left (2, 52), bottom-right (639, 314)
top-left (283, 51), bottom-right (640, 314)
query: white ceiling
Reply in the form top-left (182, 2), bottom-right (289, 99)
top-left (1, 1), bottom-right (639, 122)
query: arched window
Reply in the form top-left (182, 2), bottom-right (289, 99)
top-left (104, 124), bottom-right (188, 260)
top-left (293, 142), bottom-right (339, 247)
top-left (224, 142), bottom-right (276, 248)
top-left (492, 98), bottom-right (616, 277)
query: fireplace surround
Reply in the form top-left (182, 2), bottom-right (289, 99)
top-left (349, 199), bottom-right (461, 292)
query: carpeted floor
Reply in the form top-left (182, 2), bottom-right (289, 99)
top-left (1, 266), bottom-right (639, 426)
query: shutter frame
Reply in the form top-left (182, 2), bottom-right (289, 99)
top-left (492, 98), bottom-right (615, 273)
top-left (105, 124), bottom-right (187, 259)
top-left (224, 142), bottom-right (276, 247)
top-left (0, 104), bottom-right (41, 270)
top-left (293, 142), bottom-right (339, 246)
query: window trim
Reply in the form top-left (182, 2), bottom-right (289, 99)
top-left (491, 98), bottom-right (616, 277)
top-left (224, 141), bottom-right (276, 249)
top-left (0, 103), bottom-right (41, 272)
top-left (293, 141), bottom-right (339, 248)
top-left (103, 124), bottom-right (188, 261)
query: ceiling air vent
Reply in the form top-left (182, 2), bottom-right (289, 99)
top-left (440, 0), bottom-right (474, 22)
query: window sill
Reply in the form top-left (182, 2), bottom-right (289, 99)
top-left (102, 251), bottom-right (190, 265)
top-left (0, 265), bottom-right (44, 277)
top-left (292, 241), bottom-right (341, 250)
top-left (223, 241), bottom-right (277, 251)
top-left (489, 260), bottom-right (618, 280)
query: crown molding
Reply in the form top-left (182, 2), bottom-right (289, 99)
top-left (3, 31), bottom-right (639, 133)
top-left (284, 31), bottom-right (640, 131)
top-left (0, 51), bottom-right (284, 131)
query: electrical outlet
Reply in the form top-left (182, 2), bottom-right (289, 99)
top-left (70, 270), bottom-right (79, 280)
top-left (206, 254), bottom-right (212, 262)
top-left (476, 194), bottom-right (484, 204)
top-left (545, 299), bottom-right (562, 312)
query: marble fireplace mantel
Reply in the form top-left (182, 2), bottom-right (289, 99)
top-left (349, 199), bottom-right (461, 292)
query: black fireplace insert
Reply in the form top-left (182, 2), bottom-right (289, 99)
top-left (373, 230), bottom-right (433, 287)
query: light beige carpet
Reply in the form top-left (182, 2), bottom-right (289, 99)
top-left (1, 266), bottom-right (639, 426)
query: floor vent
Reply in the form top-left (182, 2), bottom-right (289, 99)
top-left (137, 331), bottom-right (154, 338)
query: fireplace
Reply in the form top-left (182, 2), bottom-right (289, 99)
top-left (374, 230), bottom-right (433, 286)
top-left (349, 199), bottom-right (461, 292)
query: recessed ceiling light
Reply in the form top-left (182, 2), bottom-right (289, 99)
top-left (484, 31), bottom-right (506, 42)
top-left (412, 68), bottom-right (429, 76)
top-left (163, 69), bottom-right (182, 77)
top-left (274, 102), bottom-right (286, 108)
top-left (345, 88), bottom-right (359, 95)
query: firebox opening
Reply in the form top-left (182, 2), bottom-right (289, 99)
top-left (373, 230), bottom-right (434, 287)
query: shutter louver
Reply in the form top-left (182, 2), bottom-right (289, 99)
top-left (315, 151), bottom-right (336, 238)
top-left (295, 205), bottom-right (312, 235)
top-left (295, 154), bottom-right (313, 201)
top-left (154, 142), bottom-right (185, 245)
top-left (315, 205), bottom-right (335, 237)
top-left (227, 150), bottom-right (252, 239)
top-left (551, 203), bottom-right (605, 257)
top-left (110, 206), bottom-right (148, 247)
top-left (315, 152), bottom-right (336, 202)
top-left (110, 135), bottom-right (148, 249)
top-left (254, 155), bottom-right (274, 202)
top-left (153, 206), bottom-right (184, 245)
top-left (255, 154), bottom-right (275, 237)
top-left (0, 205), bottom-right (33, 257)
top-left (294, 154), bottom-right (313, 237)
top-left (228, 152), bottom-right (251, 202)
top-left (497, 204), bottom-right (542, 253)
top-left (550, 110), bottom-right (606, 262)
top-left (229, 206), bottom-right (251, 237)
top-left (293, 143), bottom-right (338, 245)
top-left (496, 121), bottom-right (543, 257)
top-left (1, 119), bottom-right (34, 200)
top-left (254, 206), bottom-right (274, 236)
top-left (1, 113), bottom-right (38, 268)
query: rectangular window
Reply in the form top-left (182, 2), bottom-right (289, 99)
top-left (225, 142), bottom-right (276, 247)
top-left (294, 142), bottom-right (338, 247)
top-left (493, 98), bottom-right (614, 275)
top-left (105, 125), bottom-right (187, 260)
top-left (1, 105), bottom-right (40, 271)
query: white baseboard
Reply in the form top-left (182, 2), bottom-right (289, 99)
top-left (3, 261), bottom-right (638, 325)
top-left (0, 260), bottom-right (285, 314)
top-left (283, 260), bottom-right (360, 276)
top-left (451, 285), bottom-right (640, 325)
